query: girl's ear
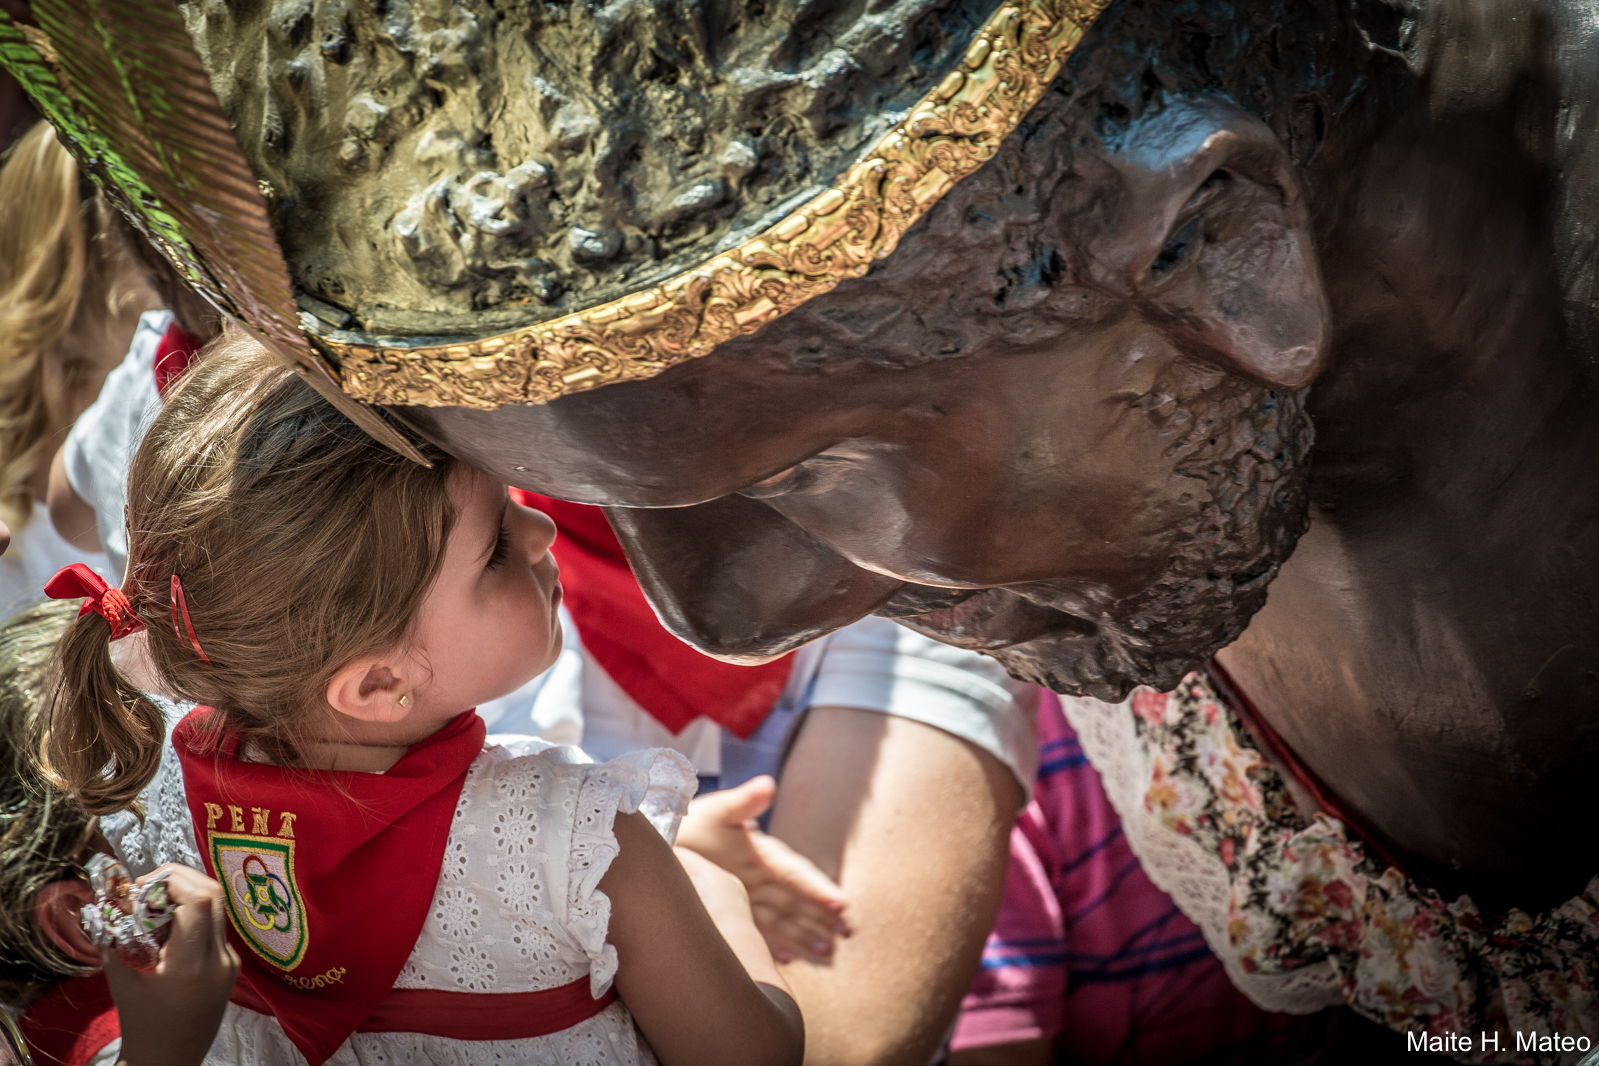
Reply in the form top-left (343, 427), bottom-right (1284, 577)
top-left (35, 881), bottom-right (99, 966)
top-left (326, 659), bottom-right (413, 724)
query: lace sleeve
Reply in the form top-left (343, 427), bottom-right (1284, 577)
top-left (564, 748), bottom-right (697, 997)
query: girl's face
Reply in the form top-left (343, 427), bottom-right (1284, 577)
top-left (408, 464), bottom-right (563, 717)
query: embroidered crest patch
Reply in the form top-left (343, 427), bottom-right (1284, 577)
top-left (211, 833), bottom-right (308, 971)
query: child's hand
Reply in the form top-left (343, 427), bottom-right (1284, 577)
top-left (101, 864), bottom-right (239, 1066)
top-left (673, 846), bottom-right (755, 926)
top-left (675, 775), bottom-right (849, 963)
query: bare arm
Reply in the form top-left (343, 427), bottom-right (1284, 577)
top-left (599, 810), bottom-right (803, 1066)
top-left (769, 706), bottom-right (1022, 1066)
top-left (47, 443), bottom-right (102, 552)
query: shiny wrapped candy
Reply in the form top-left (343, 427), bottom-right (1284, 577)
top-left (79, 853), bottom-right (173, 971)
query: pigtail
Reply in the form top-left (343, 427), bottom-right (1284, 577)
top-left (40, 609), bottom-right (164, 816)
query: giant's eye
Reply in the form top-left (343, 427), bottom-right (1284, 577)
top-left (738, 464), bottom-right (805, 500)
top-left (1150, 169), bottom-right (1231, 283)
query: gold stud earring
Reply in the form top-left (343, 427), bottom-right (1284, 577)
top-left (399, 694), bottom-right (411, 707)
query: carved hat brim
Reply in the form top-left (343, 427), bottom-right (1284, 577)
top-left (1, 0), bottom-right (1111, 419)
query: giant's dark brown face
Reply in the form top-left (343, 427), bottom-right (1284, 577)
top-left (401, 96), bottom-right (1330, 700)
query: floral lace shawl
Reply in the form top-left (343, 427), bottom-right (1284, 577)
top-left (1057, 671), bottom-right (1598, 1065)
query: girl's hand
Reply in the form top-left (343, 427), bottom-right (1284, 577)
top-left (673, 846), bottom-right (753, 926)
top-left (102, 864), bottom-right (239, 1066)
top-left (676, 776), bottom-right (850, 963)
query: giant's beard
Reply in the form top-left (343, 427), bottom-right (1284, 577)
top-left (881, 367), bottom-right (1314, 702)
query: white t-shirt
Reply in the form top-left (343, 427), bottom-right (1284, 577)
top-left (0, 508), bottom-right (112, 621)
top-left (61, 310), bottom-right (169, 583)
top-left (479, 611), bottom-right (1039, 798)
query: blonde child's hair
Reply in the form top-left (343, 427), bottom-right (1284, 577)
top-left (0, 599), bottom-right (97, 1001)
top-left (41, 328), bottom-right (455, 815)
top-left (0, 121), bottom-right (149, 530)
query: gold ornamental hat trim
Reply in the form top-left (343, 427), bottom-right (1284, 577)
top-left (329, 0), bottom-right (1111, 411)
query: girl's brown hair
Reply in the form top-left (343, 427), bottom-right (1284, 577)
top-left (0, 121), bottom-right (152, 530)
top-left (41, 328), bottom-right (454, 815)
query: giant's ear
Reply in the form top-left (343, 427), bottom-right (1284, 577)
top-left (35, 880), bottom-right (100, 966)
top-left (1091, 96), bottom-right (1330, 391)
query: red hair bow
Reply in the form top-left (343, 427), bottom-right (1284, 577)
top-left (43, 563), bottom-right (145, 641)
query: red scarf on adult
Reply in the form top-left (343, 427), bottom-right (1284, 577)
top-left (173, 709), bottom-right (485, 1066)
top-left (513, 491), bottom-right (793, 739)
top-left (153, 319), bottom-right (199, 397)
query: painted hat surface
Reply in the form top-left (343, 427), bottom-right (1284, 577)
top-left (0, 0), bottom-right (1111, 416)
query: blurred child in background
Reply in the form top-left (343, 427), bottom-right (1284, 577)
top-left (45, 194), bottom-right (219, 586)
top-left (0, 122), bottom-right (155, 616)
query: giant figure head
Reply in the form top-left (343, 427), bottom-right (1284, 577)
top-left (4, 0), bottom-right (1591, 713)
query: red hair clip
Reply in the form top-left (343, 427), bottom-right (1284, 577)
top-left (43, 563), bottom-right (145, 640)
top-left (170, 575), bottom-right (212, 664)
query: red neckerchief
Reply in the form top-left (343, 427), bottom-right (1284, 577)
top-left (18, 975), bottom-right (118, 1066)
top-left (513, 491), bottom-right (794, 739)
top-left (173, 709), bottom-right (485, 1066)
top-left (152, 320), bottom-right (199, 398)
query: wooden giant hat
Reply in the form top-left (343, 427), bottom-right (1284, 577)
top-left (1, 0), bottom-right (1111, 448)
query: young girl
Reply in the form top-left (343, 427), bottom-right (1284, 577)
top-left (40, 330), bottom-right (803, 1066)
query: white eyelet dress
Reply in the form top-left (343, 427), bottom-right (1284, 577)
top-left (105, 716), bottom-right (697, 1066)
